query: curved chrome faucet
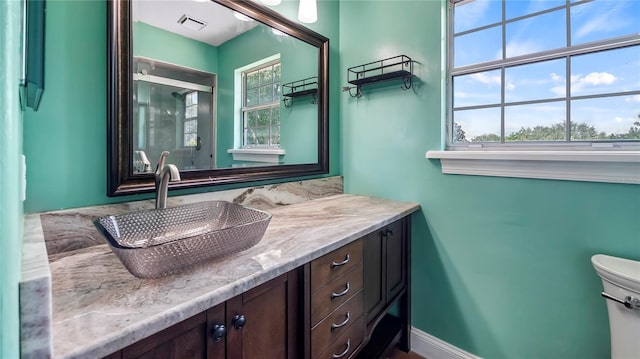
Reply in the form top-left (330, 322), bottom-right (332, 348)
top-left (155, 151), bottom-right (181, 209)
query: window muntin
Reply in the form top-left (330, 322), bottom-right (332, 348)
top-left (449, 0), bottom-right (640, 146)
top-left (242, 61), bottom-right (281, 147)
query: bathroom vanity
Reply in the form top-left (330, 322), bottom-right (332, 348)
top-left (21, 190), bottom-right (419, 359)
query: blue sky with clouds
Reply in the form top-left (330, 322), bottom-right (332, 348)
top-left (451, 0), bottom-right (640, 141)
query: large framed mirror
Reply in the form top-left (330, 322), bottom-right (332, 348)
top-left (107, 0), bottom-right (329, 196)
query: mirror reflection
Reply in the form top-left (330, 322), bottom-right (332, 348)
top-left (131, 0), bottom-right (319, 173)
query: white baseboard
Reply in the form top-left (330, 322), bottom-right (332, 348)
top-left (411, 327), bottom-right (481, 359)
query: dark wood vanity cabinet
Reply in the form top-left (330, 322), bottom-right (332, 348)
top-left (304, 217), bottom-right (411, 359)
top-left (359, 218), bottom-right (411, 357)
top-left (107, 270), bottom-right (300, 359)
top-left (225, 270), bottom-right (300, 359)
top-left (105, 216), bottom-right (410, 359)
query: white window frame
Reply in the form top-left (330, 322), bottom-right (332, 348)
top-left (427, 0), bottom-right (640, 184)
top-left (241, 60), bottom-right (281, 148)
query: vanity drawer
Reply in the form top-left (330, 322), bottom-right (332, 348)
top-left (311, 239), bottom-right (363, 293)
top-left (313, 315), bottom-right (364, 359)
top-left (311, 291), bottom-right (363, 358)
top-left (311, 266), bottom-right (363, 326)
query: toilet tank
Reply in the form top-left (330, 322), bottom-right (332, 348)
top-left (591, 254), bottom-right (640, 359)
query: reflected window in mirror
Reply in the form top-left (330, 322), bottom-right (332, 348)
top-left (242, 59), bottom-right (281, 148)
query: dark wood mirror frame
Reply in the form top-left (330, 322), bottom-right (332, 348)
top-left (107, 0), bottom-right (329, 196)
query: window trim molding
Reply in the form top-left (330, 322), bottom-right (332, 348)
top-left (227, 148), bottom-right (285, 163)
top-left (426, 150), bottom-right (640, 184)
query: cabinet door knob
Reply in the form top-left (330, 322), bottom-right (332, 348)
top-left (210, 324), bottom-right (226, 342)
top-left (382, 228), bottom-right (393, 237)
top-left (331, 339), bottom-right (351, 358)
top-left (331, 282), bottom-right (350, 299)
top-left (232, 314), bottom-right (247, 330)
top-left (331, 254), bottom-right (350, 268)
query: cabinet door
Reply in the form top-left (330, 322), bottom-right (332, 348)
top-left (226, 270), bottom-right (300, 359)
top-left (121, 311), bottom-right (208, 359)
top-left (206, 303), bottom-right (226, 358)
top-left (362, 230), bottom-right (385, 327)
top-left (384, 219), bottom-right (406, 302)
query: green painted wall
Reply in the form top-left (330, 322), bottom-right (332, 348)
top-left (0, 0), bottom-right (24, 357)
top-left (339, 1), bottom-right (640, 358)
top-left (216, 24), bottom-right (318, 167)
top-left (23, 0), bottom-right (340, 213)
top-left (133, 22), bottom-right (218, 74)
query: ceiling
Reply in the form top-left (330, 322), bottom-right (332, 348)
top-left (132, 0), bottom-right (259, 46)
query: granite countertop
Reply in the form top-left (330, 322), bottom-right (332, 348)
top-left (44, 194), bottom-right (419, 358)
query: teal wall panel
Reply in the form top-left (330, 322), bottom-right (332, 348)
top-left (23, 0), bottom-right (340, 213)
top-left (0, 0), bottom-right (24, 356)
top-left (339, 0), bottom-right (640, 358)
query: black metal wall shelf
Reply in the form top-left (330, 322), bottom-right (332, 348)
top-left (282, 77), bottom-right (318, 107)
top-left (343, 55), bottom-right (413, 98)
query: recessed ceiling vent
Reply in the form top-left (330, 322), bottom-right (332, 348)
top-left (178, 14), bottom-right (207, 31)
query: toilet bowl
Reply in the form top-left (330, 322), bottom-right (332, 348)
top-left (591, 254), bottom-right (640, 359)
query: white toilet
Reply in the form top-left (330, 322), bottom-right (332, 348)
top-left (591, 254), bottom-right (640, 359)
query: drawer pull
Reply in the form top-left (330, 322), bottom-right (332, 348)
top-left (331, 282), bottom-right (350, 299)
top-left (331, 254), bottom-right (350, 268)
top-left (331, 339), bottom-right (351, 358)
top-left (330, 312), bottom-right (351, 331)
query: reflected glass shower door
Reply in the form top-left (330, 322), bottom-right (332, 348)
top-left (133, 77), bottom-right (215, 173)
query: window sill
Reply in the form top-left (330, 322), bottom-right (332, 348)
top-left (227, 148), bottom-right (285, 163)
top-left (425, 150), bottom-right (640, 184)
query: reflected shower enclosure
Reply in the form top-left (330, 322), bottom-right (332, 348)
top-left (132, 57), bottom-right (216, 173)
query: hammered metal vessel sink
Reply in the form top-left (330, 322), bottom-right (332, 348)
top-left (94, 201), bottom-right (271, 278)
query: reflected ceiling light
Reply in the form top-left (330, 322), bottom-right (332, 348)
top-left (261, 0), bottom-right (282, 6)
top-left (272, 28), bottom-right (285, 36)
top-left (298, 0), bottom-right (317, 24)
top-left (233, 11), bottom-right (253, 21)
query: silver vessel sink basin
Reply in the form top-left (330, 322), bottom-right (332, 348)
top-left (94, 201), bottom-right (271, 278)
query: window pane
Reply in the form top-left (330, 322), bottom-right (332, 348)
top-left (453, 69), bottom-right (501, 108)
top-left (246, 71), bottom-right (259, 89)
top-left (273, 83), bottom-right (281, 99)
top-left (246, 110), bottom-right (258, 127)
top-left (184, 119), bottom-right (197, 133)
top-left (259, 85), bottom-right (274, 104)
top-left (257, 109), bottom-right (270, 126)
top-left (185, 105), bottom-right (198, 119)
top-left (273, 64), bottom-right (281, 82)
top-left (505, 102), bottom-right (566, 141)
top-left (505, 58), bottom-right (566, 103)
top-left (571, 1), bottom-right (640, 46)
top-left (506, 9), bottom-right (566, 58)
top-left (272, 108), bottom-right (280, 126)
top-left (571, 46), bottom-right (640, 97)
top-left (259, 67), bottom-right (273, 84)
top-left (256, 127), bottom-right (269, 145)
top-left (185, 92), bottom-right (197, 106)
top-left (271, 126), bottom-right (280, 145)
top-left (184, 133), bottom-right (197, 147)
top-left (246, 128), bottom-right (258, 146)
top-left (506, 0), bottom-right (565, 20)
top-left (571, 95), bottom-right (640, 140)
top-left (452, 107), bottom-right (501, 143)
top-left (453, 0), bottom-right (501, 34)
top-left (246, 88), bottom-right (259, 107)
top-left (454, 26), bottom-right (502, 67)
